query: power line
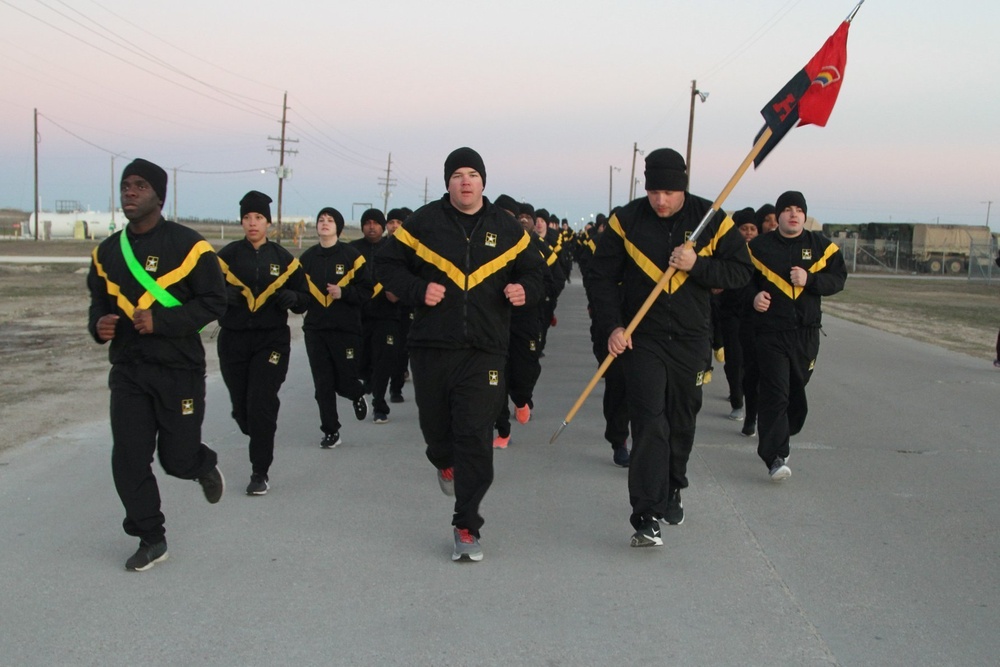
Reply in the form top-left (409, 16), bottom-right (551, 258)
top-left (2, 0), bottom-right (275, 121)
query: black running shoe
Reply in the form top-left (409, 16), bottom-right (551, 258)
top-left (612, 444), bottom-right (630, 468)
top-left (353, 395), bottom-right (368, 421)
top-left (246, 474), bottom-right (270, 495)
top-left (630, 518), bottom-right (663, 547)
top-left (125, 540), bottom-right (168, 572)
top-left (663, 488), bottom-right (684, 525)
top-left (195, 465), bottom-right (225, 504)
top-left (390, 392), bottom-right (404, 403)
top-left (320, 432), bottom-right (342, 449)
top-left (768, 457), bottom-right (791, 481)
top-left (373, 412), bottom-right (389, 424)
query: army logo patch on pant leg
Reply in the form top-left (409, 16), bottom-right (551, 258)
top-left (809, 358), bottom-right (816, 371)
top-left (695, 371), bottom-right (704, 387)
top-left (386, 335), bottom-right (395, 345)
top-left (529, 340), bottom-right (537, 351)
top-left (346, 348), bottom-right (355, 359)
top-left (488, 370), bottom-right (499, 386)
top-left (269, 351), bottom-right (281, 365)
top-left (181, 399), bottom-right (194, 415)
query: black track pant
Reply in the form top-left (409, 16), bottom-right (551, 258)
top-left (740, 323), bottom-right (760, 427)
top-left (591, 320), bottom-right (629, 450)
top-left (495, 333), bottom-right (541, 438)
top-left (623, 336), bottom-right (708, 529)
top-left (411, 347), bottom-right (506, 536)
top-left (304, 329), bottom-right (365, 436)
top-left (360, 318), bottom-right (399, 414)
top-left (218, 327), bottom-right (290, 477)
top-left (109, 363), bottom-right (217, 544)
top-left (720, 314), bottom-right (744, 410)
top-left (755, 328), bottom-right (819, 467)
top-left (390, 311), bottom-right (412, 396)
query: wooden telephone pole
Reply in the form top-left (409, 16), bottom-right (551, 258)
top-left (267, 92), bottom-right (298, 240)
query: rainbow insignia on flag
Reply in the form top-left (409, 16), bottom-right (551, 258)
top-left (812, 66), bottom-right (842, 88)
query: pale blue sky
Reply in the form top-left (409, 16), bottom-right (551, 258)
top-left (1, 0), bottom-right (997, 228)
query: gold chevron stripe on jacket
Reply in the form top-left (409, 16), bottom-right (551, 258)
top-left (91, 240), bottom-right (214, 319)
top-left (306, 255), bottom-right (366, 307)
top-left (219, 257), bottom-right (302, 311)
top-left (748, 242), bottom-right (839, 299)
top-left (393, 226), bottom-right (532, 290)
top-left (609, 213), bottom-right (735, 294)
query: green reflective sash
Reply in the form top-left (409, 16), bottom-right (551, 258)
top-left (119, 230), bottom-right (182, 308)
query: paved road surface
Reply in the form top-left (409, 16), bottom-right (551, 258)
top-left (1, 280), bottom-right (997, 666)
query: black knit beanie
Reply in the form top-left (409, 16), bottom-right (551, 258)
top-left (444, 147), bottom-right (486, 187)
top-left (494, 194), bottom-right (519, 215)
top-left (644, 148), bottom-right (688, 192)
top-left (519, 203), bottom-right (535, 218)
top-left (775, 191), bottom-right (807, 217)
top-left (316, 206), bottom-right (345, 236)
top-left (534, 208), bottom-right (550, 221)
top-left (755, 204), bottom-right (776, 228)
top-left (239, 190), bottom-right (272, 223)
top-left (121, 158), bottom-right (168, 204)
top-left (732, 207), bottom-right (758, 233)
top-left (360, 208), bottom-right (386, 229)
top-left (386, 208), bottom-right (407, 223)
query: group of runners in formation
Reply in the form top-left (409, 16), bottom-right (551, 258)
top-left (87, 148), bottom-right (845, 570)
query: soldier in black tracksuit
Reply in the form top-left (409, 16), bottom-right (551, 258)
top-left (375, 148), bottom-right (545, 561)
top-left (299, 207), bottom-right (373, 448)
top-left (217, 191), bottom-right (308, 495)
top-left (588, 148), bottom-right (752, 546)
top-left (582, 221), bottom-right (632, 467)
top-left (748, 191), bottom-right (846, 480)
top-left (490, 195), bottom-right (556, 446)
top-left (88, 158), bottom-right (227, 570)
top-left (386, 208), bottom-right (413, 403)
top-left (533, 209), bottom-right (565, 353)
top-left (350, 208), bottom-right (399, 424)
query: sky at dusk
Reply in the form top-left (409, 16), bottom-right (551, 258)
top-left (1, 0), bottom-right (998, 229)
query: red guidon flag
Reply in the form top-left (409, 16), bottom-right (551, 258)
top-left (754, 20), bottom-right (850, 167)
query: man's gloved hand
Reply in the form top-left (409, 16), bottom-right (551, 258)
top-left (275, 289), bottom-right (298, 310)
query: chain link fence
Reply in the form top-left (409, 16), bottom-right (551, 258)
top-left (829, 236), bottom-right (999, 282)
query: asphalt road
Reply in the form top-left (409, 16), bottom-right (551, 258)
top-left (1, 280), bottom-right (997, 666)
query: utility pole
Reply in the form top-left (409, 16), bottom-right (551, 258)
top-left (982, 200), bottom-right (993, 228)
top-left (267, 91), bottom-right (298, 241)
top-left (33, 108), bottom-right (39, 241)
top-left (110, 156), bottom-right (115, 229)
top-left (628, 143), bottom-right (644, 201)
top-left (378, 153), bottom-right (397, 213)
top-left (423, 177), bottom-right (429, 205)
top-left (608, 165), bottom-right (621, 214)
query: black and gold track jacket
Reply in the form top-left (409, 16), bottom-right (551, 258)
top-left (588, 194), bottom-right (753, 343)
top-left (298, 241), bottom-right (372, 334)
top-left (747, 229), bottom-right (846, 332)
top-left (374, 195), bottom-right (546, 354)
top-left (87, 218), bottom-right (226, 370)
top-left (217, 238), bottom-right (307, 330)
top-left (350, 236), bottom-right (400, 323)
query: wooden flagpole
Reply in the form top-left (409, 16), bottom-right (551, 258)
top-left (550, 127), bottom-right (773, 443)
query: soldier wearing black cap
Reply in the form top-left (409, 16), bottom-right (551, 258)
top-left (717, 208), bottom-right (760, 424)
top-left (375, 147), bottom-right (545, 562)
top-left (350, 207), bottom-right (398, 423)
top-left (299, 207), bottom-right (373, 448)
top-left (385, 207), bottom-right (412, 404)
top-left (490, 195), bottom-right (559, 448)
top-left (87, 158), bottom-right (227, 571)
top-left (748, 191), bottom-right (846, 481)
top-left (588, 148), bottom-right (753, 547)
top-left (217, 190), bottom-right (309, 496)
